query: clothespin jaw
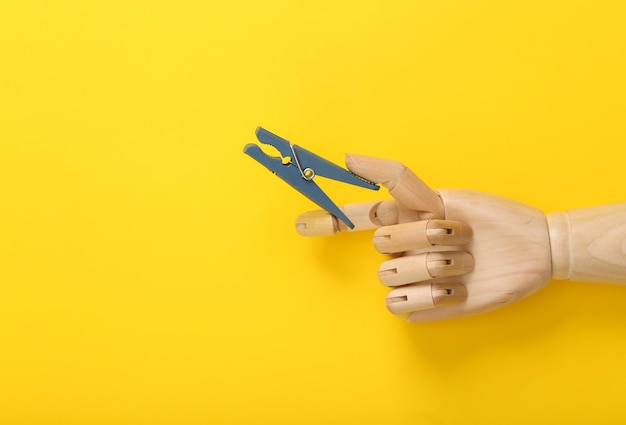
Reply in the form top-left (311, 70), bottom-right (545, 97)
top-left (243, 127), bottom-right (379, 229)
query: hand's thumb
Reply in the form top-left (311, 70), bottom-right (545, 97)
top-left (345, 154), bottom-right (444, 219)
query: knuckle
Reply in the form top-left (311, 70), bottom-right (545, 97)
top-left (373, 221), bottom-right (431, 254)
top-left (378, 255), bottom-right (430, 287)
top-left (426, 220), bottom-right (473, 245)
top-left (385, 284), bottom-right (435, 315)
top-left (426, 251), bottom-right (474, 277)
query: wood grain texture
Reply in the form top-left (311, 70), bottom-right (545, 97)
top-left (547, 203), bottom-right (626, 284)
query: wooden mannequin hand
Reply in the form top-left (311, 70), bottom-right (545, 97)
top-left (295, 154), bottom-right (626, 322)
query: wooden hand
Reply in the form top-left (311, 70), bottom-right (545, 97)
top-left (296, 154), bottom-right (626, 322)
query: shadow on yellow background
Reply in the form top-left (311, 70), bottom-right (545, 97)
top-left (1, 1), bottom-right (626, 423)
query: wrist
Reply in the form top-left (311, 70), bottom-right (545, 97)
top-left (546, 211), bottom-right (571, 280)
top-left (546, 204), bottom-right (626, 284)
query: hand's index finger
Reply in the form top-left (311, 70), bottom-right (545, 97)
top-left (296, 201), bottom-right (393, 236)
top-left (345, 154), bottom-right (444, 219)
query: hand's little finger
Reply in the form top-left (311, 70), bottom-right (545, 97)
top-left (378, 251), bottom-right (474, 287)
top-left (386, 282), bottom-right (468, 315)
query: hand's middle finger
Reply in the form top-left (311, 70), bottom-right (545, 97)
top-left (373, 219), bottom-right (472, 254)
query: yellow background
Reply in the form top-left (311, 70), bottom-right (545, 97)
top-left (1, 1), bottom-right (626, 423)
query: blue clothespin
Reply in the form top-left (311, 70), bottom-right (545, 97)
top-left (243, 127), bottom-right (379, 229)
